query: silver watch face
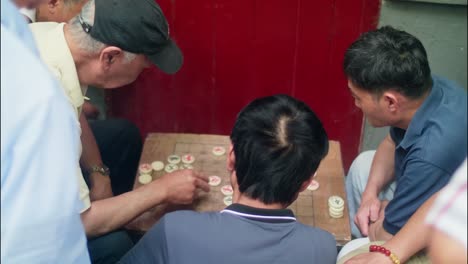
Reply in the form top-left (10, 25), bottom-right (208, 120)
top-left (102, 165), bottom-right (110, 175)
top-left (92, 165), bottom-right (109, 176)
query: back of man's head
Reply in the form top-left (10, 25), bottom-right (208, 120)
top-left (230, 94), bottom-right (329, 205)
top-left (343, 26), bottom-right (432, 99)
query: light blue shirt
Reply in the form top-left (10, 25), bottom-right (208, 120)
top-left (1, 1), bottom-right (90, 263)
top-left (1, 0), bottom-right (38, 54)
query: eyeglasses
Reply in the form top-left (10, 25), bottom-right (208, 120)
top-left (78, 13), bottom-right (92, 33)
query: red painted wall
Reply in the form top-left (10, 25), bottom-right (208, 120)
top-left (108, 0), bottom-right (381, 171)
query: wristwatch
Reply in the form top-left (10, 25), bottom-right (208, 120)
top-left (89, 164), bottom-right (110, 176)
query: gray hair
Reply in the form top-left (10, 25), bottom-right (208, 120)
top-left (68, 0), bottom-right (136, 63)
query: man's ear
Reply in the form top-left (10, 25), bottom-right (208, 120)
top-left (299, 175), bottom-right (314, 192)
top-left (382, 91), bottom-right (399, 113)
top-left (227, 143), bottom-right (235, 172)
top-left (99, 46), bottom-right (123, 71)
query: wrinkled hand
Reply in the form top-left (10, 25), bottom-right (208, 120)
top-left (82, 101), bottom-right (100, 120)
top-left (89, 173), bottom-right (113, 201)
top-left (344, 252), bottom-right (393, 264)
top-left (159, 169), bottom-right (209, 205)
top-left (355, 196), bottom-right (381, 236)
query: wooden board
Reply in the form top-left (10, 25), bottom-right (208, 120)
top-left (128, 133), bottom-right (351, 245)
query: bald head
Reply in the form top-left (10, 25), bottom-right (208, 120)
top-left (36, 0), bottom-right (87, 22)
top-left (14, 0), bottom-right (47, 9)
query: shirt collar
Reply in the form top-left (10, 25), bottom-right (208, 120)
top-left (399, 76), bottom-right (442, 149)
top-left (220, 203), bottom-right (296, 223)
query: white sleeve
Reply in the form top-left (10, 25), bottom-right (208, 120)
top-left (426, 159), bottom-right (467, 248)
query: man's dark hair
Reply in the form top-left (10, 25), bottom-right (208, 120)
top-left (230, 94), bottom-right (329, 205)
top-left (344, 26), bottom-right (432, 99)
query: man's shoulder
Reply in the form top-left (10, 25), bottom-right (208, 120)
top-left (295, 222), bottom-right (336, 243)
top-left (155, 211), bottom-right (220, 243)
top-left (431, 76), bottom-right (467, 117)
top-left (162, 210), bottom-right (335, 242)
top-left (291, 223), bottom-right (337, 261)
top-left (433, 75), bottom-right (466, 96)
top-left (164, 210), bottom-right (218, 226)
top-left (29, 22), bottom-right (65, 52)
top-left (1, 24), bottom-right (62, 101)
top-left (27, 21), bottom-right (84, 110)
top-left (29, 21), bottom-right (62, 34)
top-left (407, 76), bottom-right (467, 170)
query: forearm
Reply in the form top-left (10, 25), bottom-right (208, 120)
top-left (81, 179), bottom-right (167, 237)
top-left (79, 113), bottom-right (103, 171)
top-left (368, 200), bottom-right (393, 241)
top-left (363, 134), bottom-right (395, 198)
top-left (381, 193), bottom-right (439, 263)
top-left (369, 220), bottom-right (393, 242)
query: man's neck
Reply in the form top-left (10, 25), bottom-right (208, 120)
top-left (395, 90), bottom-right (431, 130)
top-left (235, 193), bottom-right (285, 210)
top-left (63, 24), bottom-right (95, 87)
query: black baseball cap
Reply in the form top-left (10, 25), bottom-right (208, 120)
top-left (80, 0), bottom-right (183, 74)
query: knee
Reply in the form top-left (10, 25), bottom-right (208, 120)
top-left (111, 119), bottom-right (143, 150)
top-left (94, 231), bottom-right (133, 263)
top-left (105, 231), bottom-right (134, 256)
top-left (89, 230), bottom-right (134, 264)
top-left (347, 150), bottom-right (376, 186)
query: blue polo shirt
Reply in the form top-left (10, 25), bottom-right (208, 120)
top-left (119, 204), bottom-right (337, 264)
top-left (384, 75), bottom-right (467, 235)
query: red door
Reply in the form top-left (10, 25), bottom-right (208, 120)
top-left (108, 0), bottom-right (381, 171)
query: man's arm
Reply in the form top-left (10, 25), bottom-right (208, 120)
top-left (367, 200), bottom-right (392, 241)
top-left (80, 169), bottom-right (210, 237)
top-left (355, 134), bottom-right (396, 236)
top-left (79, 113), bottom-right (113, 200)
top-left (379, 193), bottom-right (436, 261)
top-left (345, 193), bottom-right (438, 264)
top-left (82, 101), bottom-right (100, 119)
top-left (429, 229), bottom-right (467, 264)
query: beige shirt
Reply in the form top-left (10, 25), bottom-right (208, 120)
top-left (30, 22), bottom-right (91, 213)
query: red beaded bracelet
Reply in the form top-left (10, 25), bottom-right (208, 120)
top-left (369, 245), bottom-right (401, 264)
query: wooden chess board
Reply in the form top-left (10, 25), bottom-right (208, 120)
top-left (129, 133), bottom-right (351, 245)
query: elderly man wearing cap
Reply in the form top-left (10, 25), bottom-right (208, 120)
top-left (21, 0), bottom-right (147, 216)
top-left (29, 0), bottom-right (209, 263)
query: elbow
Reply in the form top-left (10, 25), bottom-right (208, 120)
top-left (80, 207), bottom-right (114, 238)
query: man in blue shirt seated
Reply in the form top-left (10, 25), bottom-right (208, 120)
top-left (343, 25), bottom-right (467, 248)
top-left (119, 94), bottom-right (338, 264)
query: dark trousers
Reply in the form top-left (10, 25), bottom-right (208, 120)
top-left (82, 118), bottom-right (143, 264)
top-left (87, 230), bottom-right (135, 264)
